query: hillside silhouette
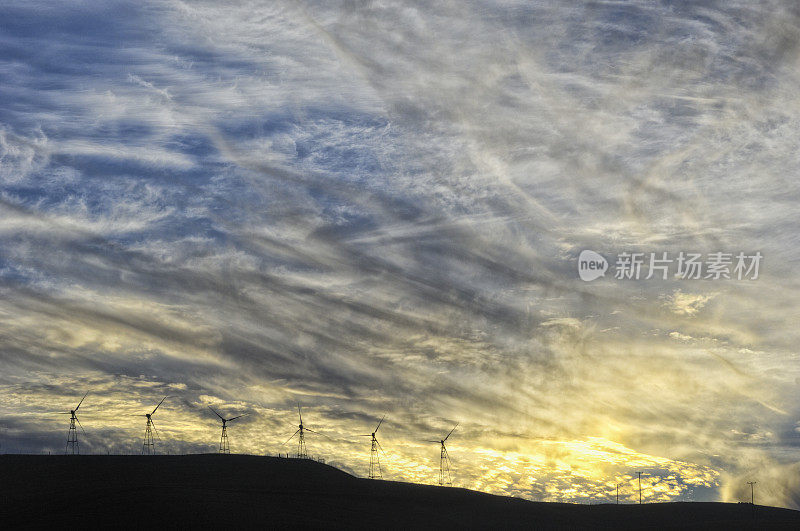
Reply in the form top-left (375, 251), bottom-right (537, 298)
top-left (1, 454), bottom-right (798, 529)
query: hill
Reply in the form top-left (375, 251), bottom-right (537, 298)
top-left (0, 454), bottom-right (798, 529)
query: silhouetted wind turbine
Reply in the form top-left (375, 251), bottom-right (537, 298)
top-left (208, 406), bottom-right (246, 454)
top-left (141, 396), bottom-right (167, 455)
top-left (427, 423), bottom-right (457, 486)
top-left (283, 406), bottom-right (325, 459)
top-left (359, 415), bottom-right (385, 479)
top-left (63, 392), bottom-right (88, 455)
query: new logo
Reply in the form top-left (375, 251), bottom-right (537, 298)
top-left (578, 250), bottom-right (608, 282)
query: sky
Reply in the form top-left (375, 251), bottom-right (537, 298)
top-left (1, 0), bottom-right (800, 508)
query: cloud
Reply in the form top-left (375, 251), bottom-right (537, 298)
top-left (1, 0), bottom-right (799, 508)
top-left (0, 126), bottom-right (49, 183)
top-left (721, 460), bottom-right (800, 509)
top-left (669, 331), bottom-right (695, 342)
top-left (663, 290), bottom-right (716, 316)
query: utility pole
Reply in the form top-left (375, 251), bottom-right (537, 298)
top-left (638, 472), bottom-right (643, 504)
top-left (616, 483), bottom-right (620, 504)
top-left (747, 481), bottom-right (757, 505)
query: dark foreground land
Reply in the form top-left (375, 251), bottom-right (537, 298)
top-left (1, 455), bottom-right (798, 529)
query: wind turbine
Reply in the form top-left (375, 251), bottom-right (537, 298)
top-left (283, 406), bottom-right (324, 459)
top-left (64, 392), bottom-right (88, 455)
top-left (359, 415), bottom-right (385, 479)
top-left (208, 406), bottom-right (246, 454)
top-left (428, 423), bottom-right (457, 486)
top-left (141, 396), bottom-right (167, 455)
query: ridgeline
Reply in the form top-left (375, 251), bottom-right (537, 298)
top-left (1, 454), bottom-right (798, 529)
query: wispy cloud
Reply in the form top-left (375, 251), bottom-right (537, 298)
top-left (1, 0), bottom-right (799, 508)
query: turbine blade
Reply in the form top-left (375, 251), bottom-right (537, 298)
top-left (375, 414), bottom-right (385, 433)
top-left (75, 415), bottom-right (87, 436)
top-left (358, 434), bottom-right (372, 436)
top-left (208, 406), bottom-right (223, 420)
top-left (444, 422), bottom-right (459, 442)
top-left (297, 405), bottom-right (303, 425)
top-left (283, 429), bottom-right (300, 445)
top-left (426, 440), bottom-right (439, 443)
top-left (376, 439), bottom-right (386, 455)
top-left (151, 396), bottom-right (167, 415)
top-left (228, 413), bottom-right (247, 422)
top-left (150, 419), bottom-right (162, 441)
top-left (302, 428), bottom-right (330, 440)
top-left (75, 391), bottom-right (89, 411)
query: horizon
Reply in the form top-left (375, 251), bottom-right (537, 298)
top-left (3, 453), bottom-right (798, 529)
top-left (2, 0), bottom-right (800, 511)
top-left (0, 452), bottom-right (778, 509)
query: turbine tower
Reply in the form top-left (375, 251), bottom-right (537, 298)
top-left (64, 392), bottom-right (88, 455)
top-left (284, 406), bottom-right (323, 459)
top-left (208, 406), bottom-right (246, 454)
top-left (141, 396), bottom-right (167, 455)
top-left (428, 423), bottom-right (457, 486)
top-left (360, 415), bottom-right (385, 479)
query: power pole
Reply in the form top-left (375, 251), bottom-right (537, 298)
top-left (638, 472), bottom-right (643, 504)
top-left (747, 481), bottom-right (757, 505)
top-left (616, 483), bottom-right (620, 504)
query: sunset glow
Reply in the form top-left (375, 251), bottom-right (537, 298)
top-left (2, 0), bottom-right (800, 509)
